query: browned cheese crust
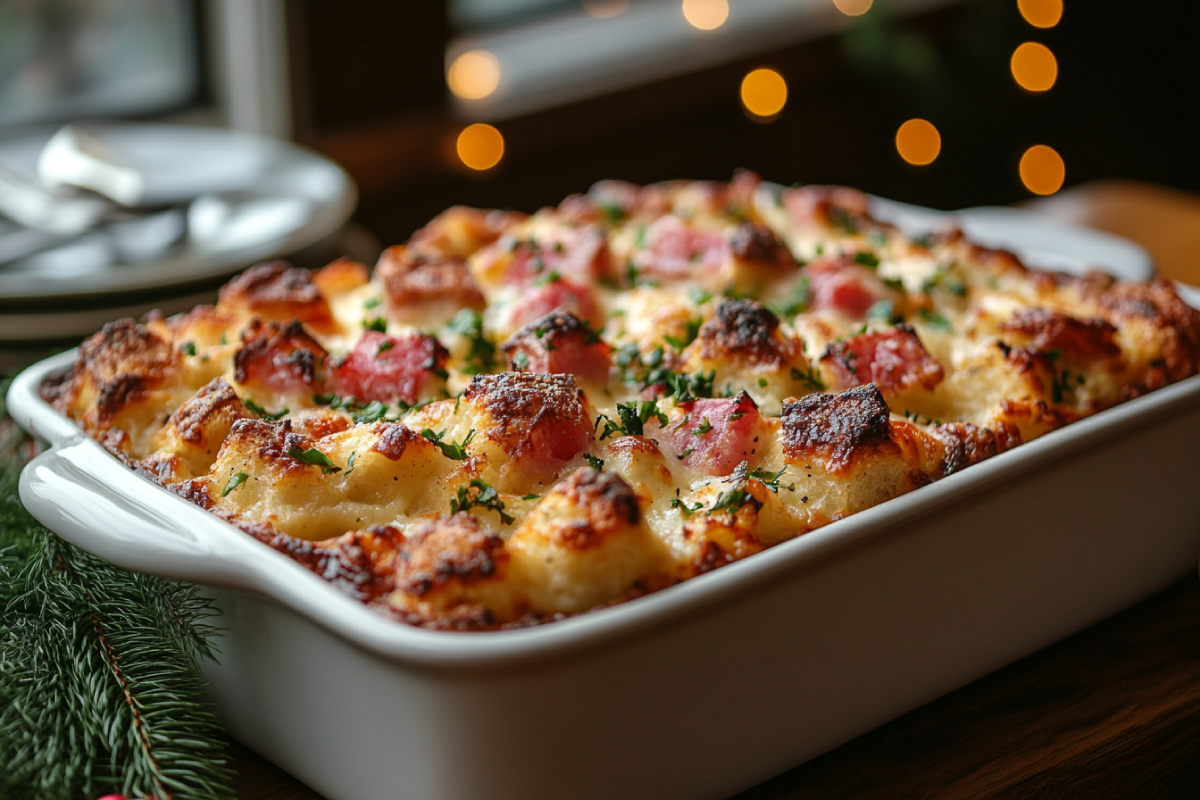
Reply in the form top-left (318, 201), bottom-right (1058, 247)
top-left (44, 173), bottom-right (1200, 630)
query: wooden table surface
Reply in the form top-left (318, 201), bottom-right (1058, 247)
top-left (226, 181), bottom-right (1200, 799)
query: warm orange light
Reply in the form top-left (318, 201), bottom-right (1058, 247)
top-left (1020, 145), bottom-right (1064, 195)
top-left (833, 0), bottom-right (873, 16)
top-left (741, 68), bottom-right (788, 120)
top-left (447, 50), bottom-right (501, 101)
top-left (457, 124), bottom-right (505, 171)
top-left (582, 0), bottom-right (630, 18)
top-left (895, 119), bottom-right (941, 166)
top-left (681, 0), bottom-right (728, 30)
top-left (1011, 42), bottom-right (1057, 92)
top-left (1017, 0), bottom-right (1062, 28)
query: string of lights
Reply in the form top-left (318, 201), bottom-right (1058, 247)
top-left (443, 0), bottom-right (1070, 195)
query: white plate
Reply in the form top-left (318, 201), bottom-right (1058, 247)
top-left (0, 124), bottom-right (355, 303)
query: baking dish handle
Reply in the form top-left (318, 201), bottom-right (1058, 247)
top-left (19, 435), bottom-right (259, 587)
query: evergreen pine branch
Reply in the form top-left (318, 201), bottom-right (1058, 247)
top-left (0, 380), bottom-right (236, 800)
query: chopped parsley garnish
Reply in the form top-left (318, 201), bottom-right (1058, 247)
top-left (748, 466), bottom-right (795, 493)
top-left (583, 453), bottom-right (605, 470)
top-left (771, 276), bottom-right (811, 317)
top-left (902, 409), bottom-right (943, 426)
top-left (376, 340), bottom-right (395, 357)
top-left (708, 487), bottom-right (751, 514)
top-left (287, 447), bottom-right (341, 473)
top-left (676, 448), bottom-right (694, 460)
top-left (689, 287), bottom-right (714, 305)
top-left (1051, 369), bottom-right (1086, 404)
top-left (447, 309), bottom-right (498, 374)
top-left (598, 200), bottom-right (627, 224)
top-left (828, 208), bottom-right (859, 234)
top-left (532, 269), bottom-right (562, 286)
top-left (757, 377), bottom-right (769, 388)
top-left (364, 317), bottom-right (387, 332)
top-left (868, 229), bottom-right (889, 248)
top-left (852, 251), bottom-right (880, 269)
top-left (352, 401), bottom-right (389, 424)
top-left (421, 428), bottom-right (476, 460)
top-left (791, 366), bottom-right (826, 392)
top-left (597, 400), bottom-right (668, 439)
top-left (450, 479), bottom-right (514, 525)
top-left (219, 332), bottom-right (228, 346)
top-left (345, 451), bottom-right (357, 475)
top-left (521, 492), bottom-right (542, 501)
top-left (221, 472), bottom-right (248, 497)
top-left (918, 308), bottom-right (952, 331)
top-left (881, 276), bottom-right (906, 292)
top-left (312, 394), bottom-right (367, 411)
top-left (867, 299), bottom-right (902, 325)
top-left (670, 497), bottom-right (704, 517)
top-left (1045, 348), bottom-right (1062, 363)
top-left (692, 417), bottom-right (712, 435)
top-left (245, 398), bottom-right (289, 420)
top-left (179, 341), bottom-right (197, 357)
top-left (363, 296), bottom-right (382, 309)
top-left (663, 318), bottom-right (702, 352)
top-left (512, 351), bottom-right (529, 369)
top-left (663, 369), bottom-right (717, 402)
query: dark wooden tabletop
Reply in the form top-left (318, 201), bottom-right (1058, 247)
top-left (227, 181), bottom-right (1200, 799)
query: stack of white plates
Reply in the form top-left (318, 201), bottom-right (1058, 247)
top-left (0, 124), bottom-right (356, 351)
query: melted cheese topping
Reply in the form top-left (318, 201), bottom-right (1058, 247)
top-left (49, 175), bottom-right (1200, 630)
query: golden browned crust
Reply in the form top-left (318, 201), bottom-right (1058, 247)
top-left (218, 261), bottom-right (336, 333)
top-left (395, 513), bottom-right (508, 597)
top-left (170, 378), bottom-right (245, 446)
top-left (376, 245), bottom-right (486, 318)
top-left (730, 222), bottom-right (797, 270)
top-left (72, 319), bottom-right (180, 422)
top-left (463, 371), bottom-right (593, 462)
top-left (233, 319), bottom-right (329, 392)
top-left (781, 384), bottom-right (896, 473)
top-left (692, 299), bottom-right (795, 368)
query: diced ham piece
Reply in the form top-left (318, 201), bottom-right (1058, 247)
top-left (782, 185), bottom-right (875, 233)
top-left (633, 215), bottom-right (729, 281)
top-left (819, 324), bottom-right (944, 394)
top-left (509, 280), bottom-right (602, 329)
top-left (234, 320), bottom-right (329, 396)
top-left (332, 331), bottom-right (448, 405)
top-left (804, 257), bottom-right (897, 320)
top-left (478, 225), bottom-right (612, 287)
top-left (501, 311), bottom-right (612, 384)
top-left (652, 393), bottom-right (762, 477)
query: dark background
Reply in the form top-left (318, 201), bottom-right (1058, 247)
top-left (287, 0), bottom-right (1199, 250)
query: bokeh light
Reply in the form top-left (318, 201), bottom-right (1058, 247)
top-left (1019, 145), bottom-right (1065, 195)
top-left (681, 0), bottom-right (729, 31)
top-left (457, 124), bottom-right (505, 171)
top-left (447, 50), bottom-right (501, 101)
top-left (1017, 0), bottom-right (1063, 28)
top-left (833, 0), bottom-right (874, 17)
top-left (1011, 42), bottom-right (1057, 92)
top-left (740, 68), bottom-right (788, 120)
top-left (582, 0), bottom-right (630, 18)
top-left (895, 119), bottom-right (941, 165)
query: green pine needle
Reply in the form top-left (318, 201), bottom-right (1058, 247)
top-left (0, 380), bottom-right (236, 800)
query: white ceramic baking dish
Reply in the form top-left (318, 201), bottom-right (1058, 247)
top-left (10, 210), bottom-right (1200, 800)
